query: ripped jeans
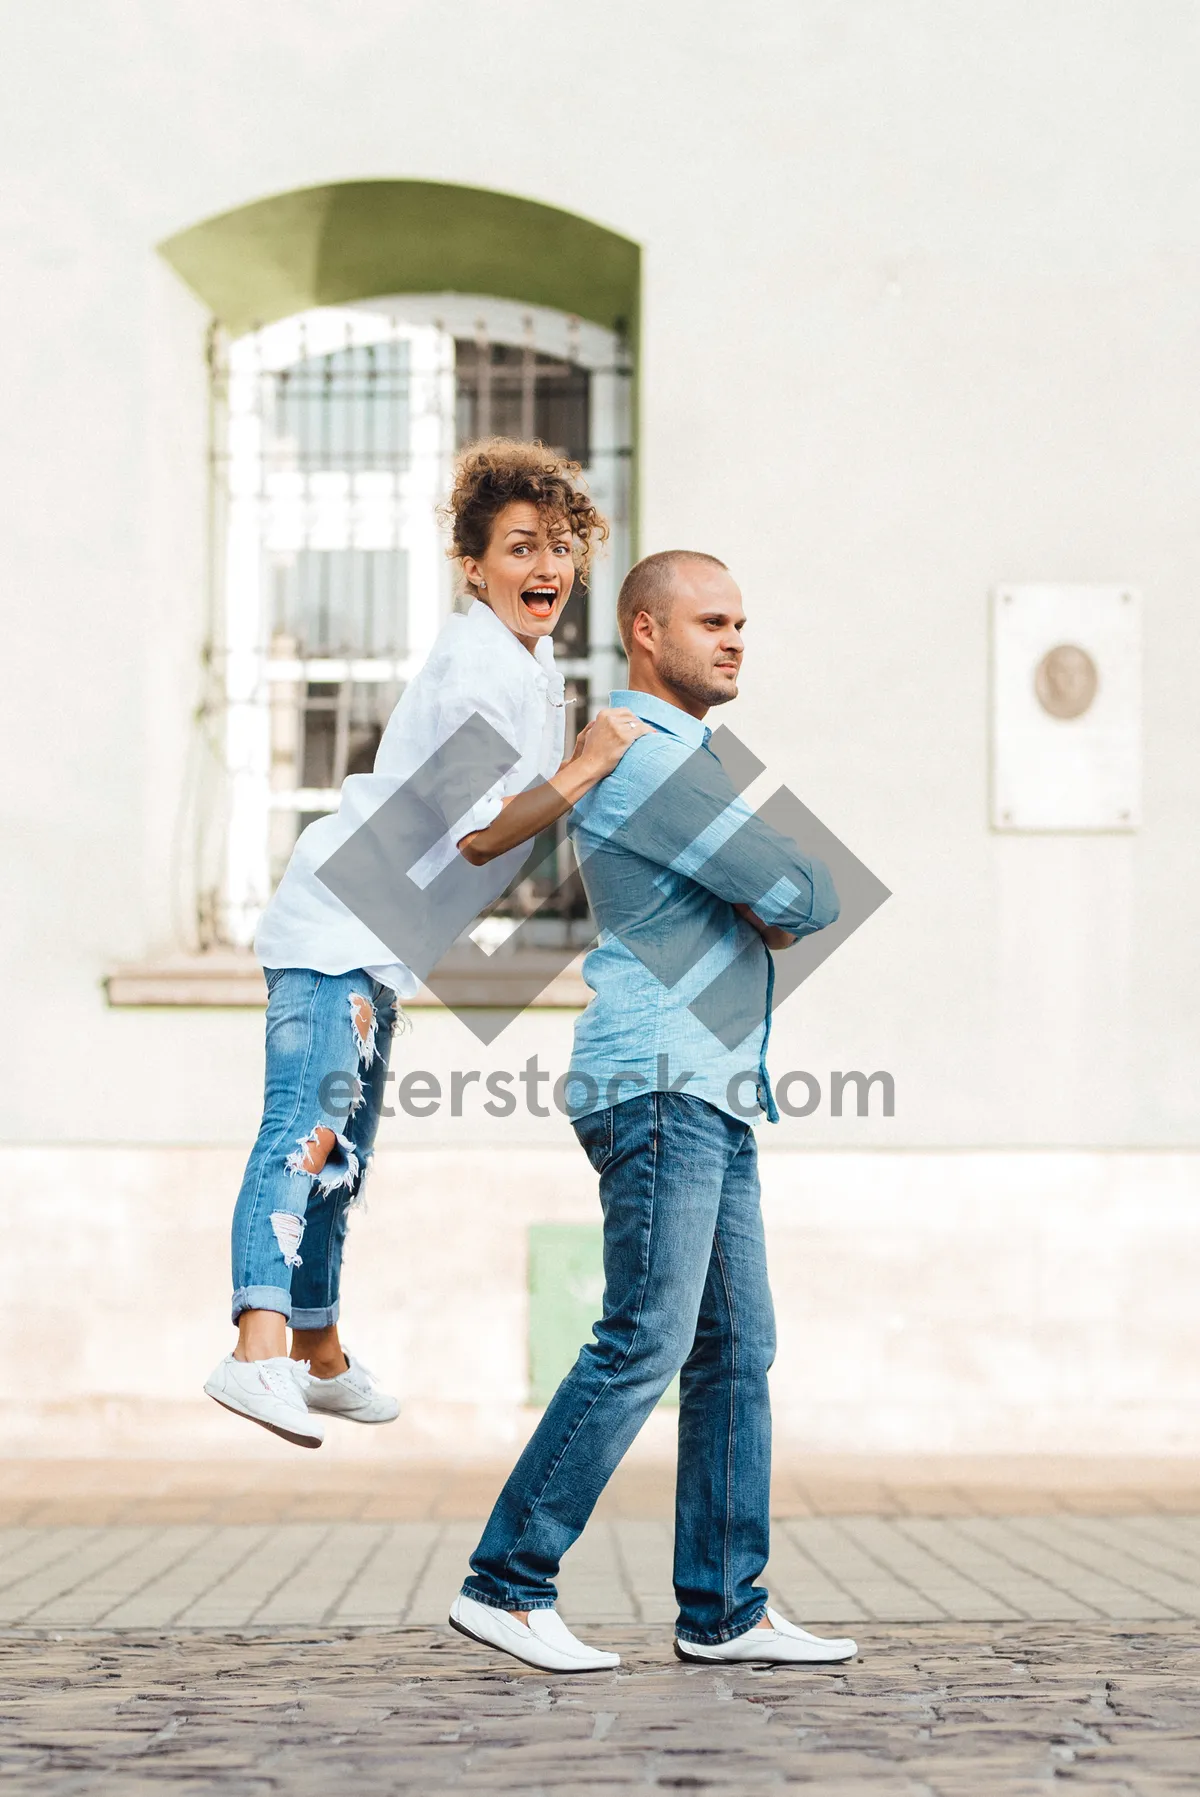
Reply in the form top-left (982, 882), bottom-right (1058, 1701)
top-left (230, 968), bottom-right (400, 1327)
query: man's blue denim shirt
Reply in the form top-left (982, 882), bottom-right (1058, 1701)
top-left (565, 689), bottom-right (840, 1126)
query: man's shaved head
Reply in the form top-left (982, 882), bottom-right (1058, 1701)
top-left (616, 551), bottom-right (729, 653)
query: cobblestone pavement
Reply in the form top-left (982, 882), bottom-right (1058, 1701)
top-left (2, 1622), bottom-right (1197, 1793)
top-left (5, 1465), bottom-right (1200, 1791)
top-left (5, 1515), bottom-right (1200, 1631)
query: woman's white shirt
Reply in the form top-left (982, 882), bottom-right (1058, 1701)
top-left (253, 600), bottom-right (566, 997)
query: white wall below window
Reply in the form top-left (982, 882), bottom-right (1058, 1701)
top-left (8, 1145), bottom-right (1198, 1460)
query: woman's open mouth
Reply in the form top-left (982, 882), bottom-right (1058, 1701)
top-left (521, 586), bottom-right (558, 620)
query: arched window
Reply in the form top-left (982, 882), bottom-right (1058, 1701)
top-left (160, 180), bottom-right (640, 962)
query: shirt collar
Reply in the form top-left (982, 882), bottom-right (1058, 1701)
top-left (467, 598), bottom-right (559, 672)
top-left (610, 688), bottom-right (711, 748)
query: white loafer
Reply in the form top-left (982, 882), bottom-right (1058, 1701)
top-left (203, 1354), bottom-right (324, 1448)
top-left (449, 1593), bottom-right (620, 1672)
top-left (675, 1606), bottom-right (857, 1664)
top-left (302, 1349), bottom-right (400, 1424)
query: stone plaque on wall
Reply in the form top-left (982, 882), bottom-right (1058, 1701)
top-left (991, 585), bottom-right (1142, 831)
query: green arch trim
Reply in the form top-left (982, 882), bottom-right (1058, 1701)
top-left (158, 179), bottom-right (640, 341)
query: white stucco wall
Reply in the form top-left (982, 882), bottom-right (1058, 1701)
top-left (9, 1146), bottom-right (1200, 1457)
top-left (2, 0), bottom-right (1198, 1452)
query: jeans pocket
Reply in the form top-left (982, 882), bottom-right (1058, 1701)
top-left (573, 1105), bottom-right (614, 1174)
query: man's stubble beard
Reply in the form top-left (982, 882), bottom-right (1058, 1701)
top-left (656, 636), bottom-right (739, 710)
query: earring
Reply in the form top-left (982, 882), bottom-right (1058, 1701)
top-left (479, 580), bottom-right (487, 590)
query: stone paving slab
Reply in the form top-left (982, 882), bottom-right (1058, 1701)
top-left (4, 1517), bottom-right (1200, 1633)
top-left (4, 1456), bottom-right (1200, 1526)
top-left (0, 1622), bottom-right (1196, 1793)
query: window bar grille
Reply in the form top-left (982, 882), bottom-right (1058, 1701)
top-left (520, 314), bottom-right (536, 442)
top-left (474, 317), bottom-right (491, 438)
top-left (210, 298), bottom-right (631, 950)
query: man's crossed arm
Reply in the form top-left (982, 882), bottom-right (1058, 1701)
top-left (590, 732), bottom-right (840, 947)
top-left (732, 902), bottom-right (799, 952)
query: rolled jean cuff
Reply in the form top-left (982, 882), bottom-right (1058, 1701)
top-left (675, 1602), bottom-right (768, 1647)
top-left (231, 1285), bottom-right (292, 1325)
top-left (459, 1580), bottom-right (556, 1612)
top-left (290, 1301), bottom-right (340, 1330)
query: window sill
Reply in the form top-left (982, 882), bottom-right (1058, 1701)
top-left (104, 949), bottom-right (590, 1010)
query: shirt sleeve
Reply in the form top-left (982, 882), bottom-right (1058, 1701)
top-left (431, 676), bottom-right (528, 844)
top-left (368, 652), bottom-right (530, 897)
top-left (576, 733), bottom-right (839, 936)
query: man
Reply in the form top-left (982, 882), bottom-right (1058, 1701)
top-left (451, 552), bottom-right (857, 1671)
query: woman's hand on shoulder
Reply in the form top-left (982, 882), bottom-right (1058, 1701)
top-left (570, 708), bottom-right (654, 781)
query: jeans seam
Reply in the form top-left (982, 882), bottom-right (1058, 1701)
top-left (493, 1092), bottom-right (661, 1595)
top-left (575, 1106), bottom-right (614, 1174)
top-left (722, 1128), bottom-right (754, 1595)
top-left (290, 977), bottom-right (392, 1320)
top-left (711, 1226), bottom-right (738, 1625)
top-left (238, 973), bottom-right (324, 1297)
top-left (594, 1107), bottom-right (610, 1172)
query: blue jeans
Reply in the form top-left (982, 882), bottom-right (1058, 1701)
top-left (463, 1092), bottom-right (775, 1645)
top-left (230, 968), bottom-right (399, 1327)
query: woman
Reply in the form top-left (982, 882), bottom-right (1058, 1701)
top-left (204, 439), bottom-right (650, 1446)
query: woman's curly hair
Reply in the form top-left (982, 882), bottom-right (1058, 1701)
top-left (441, 438), bottom-right (609, 590)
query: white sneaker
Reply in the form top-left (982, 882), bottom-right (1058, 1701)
top-left (203, 1354), bottom-right (324, 1448)
top-left (449, 1593), bottom-right (620, 1672)
top-left (302, 1349), bottom-right (400, 1425)
top-left (675, 1607), bottom-right (857, 1665)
